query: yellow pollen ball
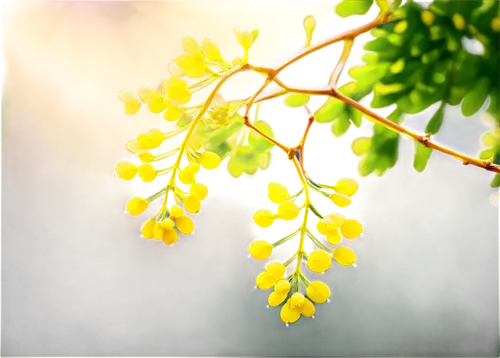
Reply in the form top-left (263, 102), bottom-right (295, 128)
top-left (126, 196), bottom-right (148, 216)
top-left (163, 106), bottom-right (182, 122)
top-left (170, 204), bottom-right (184, 218)
top-left (267, 182), bottom-right (289, 203)
top-left (340, 219), bottom-right (363, 239)
top-left (280, 299), bottom-right (301, 324)
top-left (176, 215), bottom-right (195, 234)
top-left (492, 17), bottom-right (500, 32)
top-left (137, 133), bottom-right (158, 150)
top-left (185, 162), bottom-right (201, 174)
top-left (334, 177), bottom-right (358, 196)
top-left (115, 160), bottom-right (137, 181)
top-left (248, 239), bottom-right (272, 260)
top-left (125, 139), bottom-right (140, 154)
top-left (163, 229), bottom-right (178, 246)
top-left (274, 279), bottom-right (291, 295)
top-left (137, 163), bottom-right (157, 182)
top-left (307, 249), bottom-right (332, 273)
top-left (277, 200), bottom-right (300, 221)
top-left (252, 209), bottom-right (275, 228)
top-left (306, 282), bottom-right (331, 304)
top-left (200, 152), bottom-right (221, 169)
top-left (333, 247), bottom-right (357, 266)
top-left (184, 196), bottom-right (201, 213)
top-left (330, 192), bottom-right (352, 207)
top-left (179, 169), bottom-right (196, 185)
top-left (268, 291), bottom-right (287, 307)
top-left (141, 218), bottom-right (156, 239)
top-left (160, 218), bottom-right (175, 230)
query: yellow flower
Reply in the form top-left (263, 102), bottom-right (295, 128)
top-left (115, 160), bottom-right (137, 181)
top-left (141, 218), bottom-right (156, 239)
top-left (256, 261), bottom-right (285, 289)
top-left (184, 196), bottom-right (201, 213)
top-left (176, 215), bottom-right (195, 234)
top-left (137, 163), bottom-right (157, 182)
top-left (248, 239), bottom-right (272, 260)
top-left (252, 209), bottom-right (275, 228)
top-left (330, 192), bottom-right (352, 207)
top-left (340, 219), bottom-right (363, 239)
top-left (334, 177), bottom-right (358, 196)
top-left (267, 182), bottom-right (289, 203)
top-left (307, 249), bottom-right (332, 273)
top-left (126, 196), bottom-right (148, 215)
top-left (306, 281), bottom-right (331, 304)
top-left (333, 247), bottom-right (356, 266)
top-left (117, 89), bottom-right (141, 115)
top-left (277, 200), bottom-right (300, 220)
top-left (170, 204), bottom-right (184, 218)
top-left (199, 152), bottom-right (221, 169)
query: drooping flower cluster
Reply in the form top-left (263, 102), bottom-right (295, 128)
top-left (248, 177), bottom-right (363, 324)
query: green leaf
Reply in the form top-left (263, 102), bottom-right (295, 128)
top-left (331, 113), bottom-right (351, 137)
top-left (481, 90), bottom-right (500, 128)
top-left (335, 0), bottom-right (373, 17)
top-left (491, 174), bottom-right (500, 188)
top-left (248, 120), bottom-right (274, 150)
top-left (350, 108), bottom-right (363, 127)
top-left (479, 149), bottom-right (495, 160)
top-left (284, 93), bottom-right (310, 108)
top-left (414, 142), bottom-right (433, 172)
top-left (461, 77), bottom-right (490, 117)
top-left (351, 137), bottom-right (371, 156)
top-left (425, 103), bottom-right (445, 134)
top-left (303, 15), bottom-right (316, 47)
top-left (314, 98), bottom-right (345, 123)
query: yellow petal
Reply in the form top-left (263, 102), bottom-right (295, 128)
top-left (138, 85), bottom-right (159, 101)
top-left (201, 37), bottom-right (222, 61)
top-left (176, 215), bottom-right (195, 234)
top-left (252, 209), bottom-right (275, 228)
top-left (333, 247), bottom-right (357, 266)
top-left (248, 239), bottom-right (272, 260)
top-left (306, 281), bottom-right (331, 304)
top-left (256, 272), bottom-right (278, 289)
top-left (182, 34), bottom-right (202, 55)
top-left (160, 218), bottom-right (175, 231)
top-left (162, 229), bottom-right (178, 245)
top-left (330, 192), bottom-right (352, 207)
top-left (184, 196), bottom-right (201, 213)
top-left (290, 292), bottom-right (305, 311)
top-left (265, 261), bottom-right (285, 279)
top-left (340, 219), bottom-right (363, 239)
top-left (280, 299), bottom-right (301, 324)
top-left (123, 102), bottom-right (141, 115)
top-left (148, 97), bottom-right (166, 114)
top-left (141, 218), bottom-right (156, 239)
top-left (307, 249), bottom-right (332, 273)
top-left (268, 291), bottom-right (287, 307)
top-left (326, 229), bottom-right (341, 245)
top-left (300, 298), bottom-right (315, 317)
top-left (126, 196), bottom-right (148, 216)
top-left (117, 89), bottom-right (138, 103)
top-left (334, 177), bottom-right (358, 196)
top-left (274, 279), bottom-right (291, 295)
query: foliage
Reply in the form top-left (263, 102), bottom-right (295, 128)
top-left (114, 0), bottom-right (500, 325)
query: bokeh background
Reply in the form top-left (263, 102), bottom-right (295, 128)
top-left (2, 1), bottom-right (498, 356)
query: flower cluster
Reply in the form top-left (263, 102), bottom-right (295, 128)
top-left (248, 177), bottom-right (363, 324)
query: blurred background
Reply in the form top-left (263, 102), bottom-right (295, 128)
top-left (2, 1), bottom-right (498, 356)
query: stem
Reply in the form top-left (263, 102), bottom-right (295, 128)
top-left (329, 39), bottom-right (353, 87)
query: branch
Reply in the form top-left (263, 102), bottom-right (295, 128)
top-left (332, 89), bottom-right (500, 174)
